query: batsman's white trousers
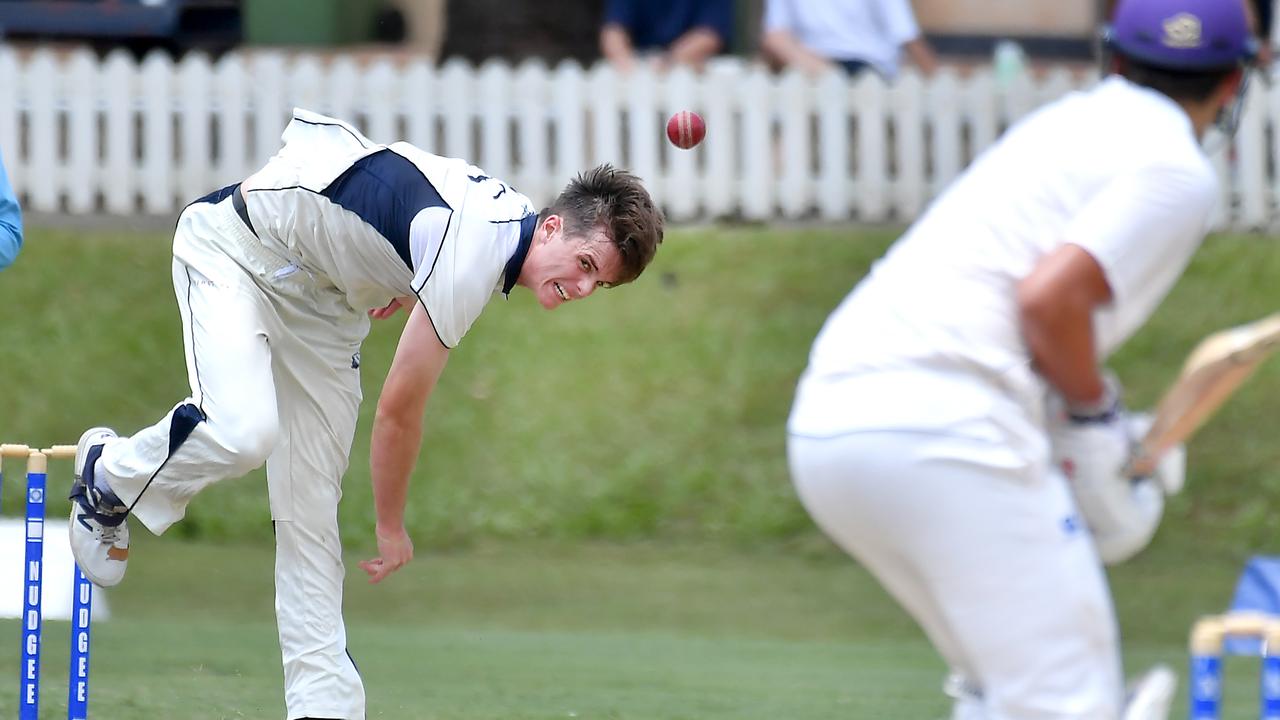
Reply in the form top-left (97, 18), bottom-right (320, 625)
top-left (787, 424), bottom-right (1123, 719)
top-left (96, 195), bottom-right (370, 720)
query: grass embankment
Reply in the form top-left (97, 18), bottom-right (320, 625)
top-left (0, 225), bottom-right (1276, 718)
top-left (2, 226), bottom-right (1277, 553)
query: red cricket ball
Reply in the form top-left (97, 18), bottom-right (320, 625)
top-left (666, 111), bottom-right (706, 150)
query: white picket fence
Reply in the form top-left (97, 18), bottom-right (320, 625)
top-left (1, 45), bottom-right (1277, 229)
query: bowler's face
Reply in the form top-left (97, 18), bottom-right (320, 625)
top-left (521, 216), bottom-right (624, 309)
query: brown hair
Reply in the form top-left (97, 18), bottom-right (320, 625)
top-left (541, 164), bottom-right (664, 284)
top-left (1118, 56), bottom-right (1239, 103)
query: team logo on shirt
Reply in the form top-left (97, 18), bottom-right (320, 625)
top-left (1161, 13), bottom-right (1203, 49)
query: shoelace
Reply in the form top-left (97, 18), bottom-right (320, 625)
top-left (99, 523), bottom-right (122, 545)
top-left (88, 483), bottom-right (127, 517)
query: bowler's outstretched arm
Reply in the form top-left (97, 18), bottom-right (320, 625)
top-left (362, 301), bottom-right (450, 583)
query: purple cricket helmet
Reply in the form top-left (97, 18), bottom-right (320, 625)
top-left (1107, 0), bottom-right (1257, 70)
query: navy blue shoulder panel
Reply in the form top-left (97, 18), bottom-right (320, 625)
top-left (193, 183), bottom-right (239, 206)
top-left (320, 149), bottom-right (451, 270)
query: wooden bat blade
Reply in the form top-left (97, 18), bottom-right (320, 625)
top-left (1131, 311), bottom-right (1280, 476)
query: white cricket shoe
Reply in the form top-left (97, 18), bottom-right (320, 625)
top-left (67, 427), bottom-right (130, 587)
top-left (1123, 663), bottom-right (1177, 720)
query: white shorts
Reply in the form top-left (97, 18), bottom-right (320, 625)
top-left (787, 426), bottom-right (1123, 720)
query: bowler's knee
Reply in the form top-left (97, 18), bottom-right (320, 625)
top-left (209, 410), bottom-right (279, 474)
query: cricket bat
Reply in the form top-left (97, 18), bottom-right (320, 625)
top-left (1129, 311), bottom-right (1280, 477)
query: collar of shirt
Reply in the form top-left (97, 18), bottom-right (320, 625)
top-left (501, 213), bottom-right (537, 296)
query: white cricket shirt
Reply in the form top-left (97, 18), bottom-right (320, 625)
top-left (239, 109), bottom-right (536, 348)
top-left (763, 0), bottom-right (922, 78)
top-left (790, 76), bottom-right (1218, 445)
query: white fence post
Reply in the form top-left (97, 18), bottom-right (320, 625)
top-left (739, 65), bottom-right (772, 221)
top-left (440, 59), bottom-right (473, 165)
top-left (777, 69), bottom-right (810, 220)
top-left (27, 49), bottom-right (59, 212)
top-left (102, 50), bottom-right (136, 215)
top-left (327, 57), bottom-right (361, 131)
top-left (178, 53), bottom-right (214, 204)
top-left (703, 60), bottom-right (738, 220)
top-left (140, 51), bottom-right (176, 214)
top-left (1001, 69), bottom-right (1037, 126)
top-left (1236, 77), bottom-right (1268, 230)
top-left (4, 50), bottom-right (1277, 230)
top-left (477, 60), bottom-right (513, 181)
top-left (65, 49), bottom-right (97, 214)
top-left (663, 65), bottom-right (700, 222)
top-left (1207, 134), bottom-right (1232, 231)
top-left (214, 53), bottom-right (249, 189)
top-left (815, 69), bottom-right (850, 221)
top-left (927, 69), bottom-right (962, 198)
top-left (290, 56), bottom-right (326, 120)
top-left (514, 59), bottom-right (550, 205)
top-left (891, 70), bottom-right (927, 221)
top-left (552, 60), bottom-right (587, 187)
top-left (401, 60), bottom-right (435, 152)
top-left (587, 63), bottom-right (623, 172)
top-left (250, 53), bottom-right (288, 167)
top-left (965, 71), bottom-right (999, 163)
top-left (1269, 79), bottom-right (1280, 233)
top-left (625, 65), bottom-right (661, 209)
top-left (365, 60), bottom-right (400, 146)
top-left (853, 72), bottom-right (888, 222)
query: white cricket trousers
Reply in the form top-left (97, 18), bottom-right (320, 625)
top-left (787, 429), bottom-right (1124, 720)
top-left (94, 195), bottom-right (370, 720)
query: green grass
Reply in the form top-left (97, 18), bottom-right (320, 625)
top-left (0, 538), bottom-right (1270, 719)
top-left (0, 538), bottom-right (949, 720)
top-left (0, 224), bottom-right (1278, 717)
top-left (2, 225), bottom-right (1278, 555)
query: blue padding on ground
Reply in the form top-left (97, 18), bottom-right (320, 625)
top-left (1226, 555), bottom-right (1280, 655)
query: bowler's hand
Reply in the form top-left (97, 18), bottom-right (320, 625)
top-left (369, 298), bottom-right (404, 320)
top-left (359, 524), bottom-right (414, 583)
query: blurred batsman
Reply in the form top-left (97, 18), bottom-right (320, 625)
top-left (66, 109), bottom-right (663, 719)
top-left (787, 0), bottom-right (1254, 718)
